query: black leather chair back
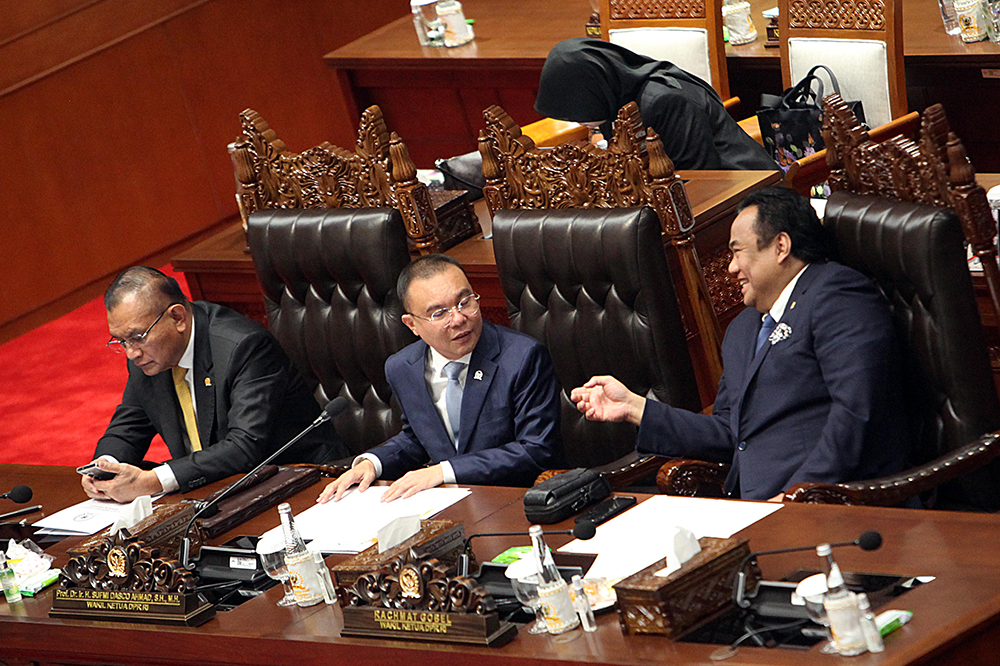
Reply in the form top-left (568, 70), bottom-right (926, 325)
top-left (492, 207), bottom-right (701, 469)
top-left (824, 192), bottom-right (1000, 509)
top-left (247, 208), bottom-right (417, 456)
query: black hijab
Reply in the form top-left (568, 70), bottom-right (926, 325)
top-left (535, 37), bottom-right (720, 138)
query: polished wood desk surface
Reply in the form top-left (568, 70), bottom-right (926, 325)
top-left (3, 462), bottom-right (1000, 666)
top-left (324, 0), bottom-right (1000, 69)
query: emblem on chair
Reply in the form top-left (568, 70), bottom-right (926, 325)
top-left (769, 323), bottom-right (792, 345)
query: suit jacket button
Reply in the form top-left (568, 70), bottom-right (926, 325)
top-left (737, 440), bottom-right (748, 451)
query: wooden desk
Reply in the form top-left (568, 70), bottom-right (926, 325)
top-left (325, 0), bottom-right (1000, 170)
top-left (4, 463), bottom-right (1000, 666)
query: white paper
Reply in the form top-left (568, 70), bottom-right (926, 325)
top-left (559, 495), bottom-right (782, 582)
top-left (377, 515), bottom-right (421, 554)
top-left (33, 498), bottom-right (136, 536)
top-left (255, 486), bottom-right (471, 555)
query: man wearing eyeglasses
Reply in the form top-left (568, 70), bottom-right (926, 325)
top-left (82, 266), bottom-right (345, 503)
top-left (318, 254), bottom-right (563, 503)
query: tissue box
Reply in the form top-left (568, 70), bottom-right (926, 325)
top-left (613, 537), bottom-right (756, 638)
top-left (332, 520), bottom-right (465, 588)
top-left (66, 503), bottom-right (197, 560)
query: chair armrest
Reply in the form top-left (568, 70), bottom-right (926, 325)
top-left (724, 96), bottom-right (741, 113)
top-left (784, 430), bottom-right (1000, 506)
top-left (737, 116), bottom-right (763, 147)
top-left (656, 459), bottom-right (730, 497)
top-left (521, 118), bottom-right (590, 147)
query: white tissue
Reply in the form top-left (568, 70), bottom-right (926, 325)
top-left (653, 526), bottom-right (702, 578)
top-left (109, 495), bottom-right (153, 535)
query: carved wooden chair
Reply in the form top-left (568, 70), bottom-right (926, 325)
top-left (777, 0), bottom-right (908, 193)
top-left (659, 97), bottom-right (1000, 509)
top-left (479, 102), bottom-right (725, 402)
top-left (230, 106), bottom-right (480, 255)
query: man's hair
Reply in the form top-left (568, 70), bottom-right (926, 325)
top-left (736, 187), bottom-right (835, 263)
top-left (104, 266), bottom-right (189, 312)
top-left (397, 254), bottom-right (465, 313)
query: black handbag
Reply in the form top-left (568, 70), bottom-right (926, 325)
top-left (756, 65), bottom-right (866, 172)
top-left (523, 468), bottom-right (611, 524)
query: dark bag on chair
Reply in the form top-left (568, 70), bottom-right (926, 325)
top-left (523, 468), bottom-right (611, 524)
top-left (756, 64), bottom-right (866, 172)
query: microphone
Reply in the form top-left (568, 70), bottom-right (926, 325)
top-left (0, 486), bottom-right (32, 503)
top-left (179, 397), bottom-right (348, 570)
top-left (456, 520), bottom-right (597, 576)
top-left (733, 531), bottom-right (882, 608)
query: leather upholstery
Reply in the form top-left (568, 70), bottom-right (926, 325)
top-left (824, 192), bottom-right (1000, 509)
top-left (247, 208), bottom-right (417, 456)
top-left (492, 207), bottom-right (701, 469)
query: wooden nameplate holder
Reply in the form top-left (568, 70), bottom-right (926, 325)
top-left (332, 519), bottom-right (467, 588)
top-left (66, 502), bottom-right (202, 561)
top-left (52, 530), bottom-right (214, 626)
top-left (613, 537), bottom-right (758, 638)
top-left (339, 556), bottom-right (516, 647)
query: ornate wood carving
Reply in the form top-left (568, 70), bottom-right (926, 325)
top-left (609, 0), bottom-right (707, 19)
top-left (480, 102), bottom-right (724, 387)
top-left (231, 106), bottom-right (480, 255)
top-left (700, 246), bottom-right (744, 317)
top-left (61, 531), bottom-right (196, 595)
top-left (823, 94), bottom-right (1000, 323)
top-left (340, 556), bottom-right (495, 615)
top-left (656, 459), bottom-right (730, 497)
top-left (788, 0), bottom-right (885, 30)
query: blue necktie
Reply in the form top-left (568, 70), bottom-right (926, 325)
top-left (443, 361), bottom-right (465, 448)
top-left (756, 314), bottom-right (777, 353)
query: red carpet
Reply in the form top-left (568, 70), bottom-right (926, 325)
top-left (0, 268), bottom-right (186, 467)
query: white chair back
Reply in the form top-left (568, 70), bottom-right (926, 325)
top-left (609, 27), bottom-right (714, 88)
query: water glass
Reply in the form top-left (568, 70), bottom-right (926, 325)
top-left (512, 574), bottom-right (548, 634)
top-left (260, 549), bottom-right (297, 607)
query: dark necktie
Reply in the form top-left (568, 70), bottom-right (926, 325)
top-left (756, 314), bottom-right (777, 354)
top-left (443, 361), bottom-right (464, 449)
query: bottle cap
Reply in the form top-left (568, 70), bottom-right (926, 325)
top-left (528, 525), bottom-right (543, 536)
top-left (411, 0), bottom-right (437, 5)
top-left (857, 592), bottom-right (871, 609)
top-left (816, 543), bottom-right (832, 556)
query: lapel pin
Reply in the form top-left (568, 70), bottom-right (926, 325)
top-left (473, 370), bottom-right (483, 381)
top-left (790, 301), bottom-right (797, 309)
top-left (204, 377), bottom-right (212, 387)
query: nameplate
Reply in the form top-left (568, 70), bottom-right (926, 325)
top-left (341, 606), bottom-right (516, 647)
top-left (50, 588), bottom-right (214, 626)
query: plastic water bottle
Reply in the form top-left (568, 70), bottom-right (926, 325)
top-left (939, 0), bottom-right (962, 35)
top-left (278, 503), bottom-right (325, 607)
top-left (411, 0), bottom-right (444, 46)
top-left (529, 525), bottom-right (580, 634)
top-left (818, 544), bottom-right (866, 656)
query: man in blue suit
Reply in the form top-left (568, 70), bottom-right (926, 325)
top-left (319, 254), bottom-right (563, 503)
top-left (571, 187), bottom-right (909, 501)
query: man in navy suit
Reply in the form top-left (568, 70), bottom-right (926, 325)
top-left (571, 188), bottom-right (909, 501)
top-left (319, 255), bottom-right (563, 503)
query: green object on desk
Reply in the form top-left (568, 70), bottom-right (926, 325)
top-left (491, 546), bottom-right (533, 564)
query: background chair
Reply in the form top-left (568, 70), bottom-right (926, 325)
top-left (247, 208), bottom-right (417, 456)
top-left (231, 106), bottom-right (479, 255)
top-left (479, 102), bottom-right (725, 404)
top-left (492, 207), bottom-right (701, 473)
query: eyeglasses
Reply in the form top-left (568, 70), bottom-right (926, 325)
top-left (106, 305), bottom-right (172, 353)
top-left (409, 293), bottom-right (481, 324)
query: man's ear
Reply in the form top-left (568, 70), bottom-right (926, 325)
top-left (169, 303), bottom-right (189, 332)
top-left (774, 231), bottom-right (793, 263)
top-left (401, 313), bottom-right (418, 336)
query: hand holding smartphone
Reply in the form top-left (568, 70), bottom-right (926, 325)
top-left (76, 461), bottom-right (118, 481)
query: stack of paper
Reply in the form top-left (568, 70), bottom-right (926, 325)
top-left (558, 495), bottom-right (782, 582)
top-left (255, 486), bottom-right (471, 555)
top-left (34, 499), bottom-right (134, 537)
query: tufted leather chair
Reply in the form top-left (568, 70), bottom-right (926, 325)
top-left (785, 192), bottom-right (1000, 509)
top-left (492, 207), bottom-right (701, 472)
top-left (247, 208), bottom-right (417, 456)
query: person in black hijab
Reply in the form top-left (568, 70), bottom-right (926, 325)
top-left (535, 38), bottom-right (778, 172)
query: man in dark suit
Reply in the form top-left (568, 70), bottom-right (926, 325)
top-left (82, 267), bottom-right (344, 503)
top-left (319, 255), bottom-right (562, 503)
top-left (571, 188), bottom-right (910, 501)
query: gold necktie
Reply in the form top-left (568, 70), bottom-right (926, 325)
top-left (171, 367), bottom-right (202, 452)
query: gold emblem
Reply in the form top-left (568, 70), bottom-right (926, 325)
top-left (399, 565), bottom-right (422, 599)
top-left (107, 546), bottom-right (128, 577)
top-left (204, 377), bottom-right (212, 387)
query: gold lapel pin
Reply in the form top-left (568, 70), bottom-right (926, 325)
top-left (790, 301), bottom-right (797, 309)
top-left (204, 377), bottom-right (212, 387)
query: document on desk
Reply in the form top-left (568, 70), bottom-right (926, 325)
top-left (33, 498), bottom-right (147, 536)
top-left (559, 496), bottom-right (782, 582)
top-left (255, 486), bottom-right (472, 555)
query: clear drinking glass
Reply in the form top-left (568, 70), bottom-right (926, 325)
top-left (260, 549), bottom-right (297, 607)
top-left (512, 574), bottom-right (548, 634)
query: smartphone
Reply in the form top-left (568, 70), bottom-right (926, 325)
top-left (76, 461), bottom-right (117, 481)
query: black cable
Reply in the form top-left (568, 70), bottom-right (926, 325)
top-left (728, 618), bottom-right (810, 651)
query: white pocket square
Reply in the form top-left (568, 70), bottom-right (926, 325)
top-left (769, 323), bottom-right (792, 345)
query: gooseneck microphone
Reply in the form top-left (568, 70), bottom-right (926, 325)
top-left (0, 486), bottom-right (32, 503)
top-left (179, 397), bottom-right (348, 570)
top-left (456, 520), bottom-right (597, 577)
top-left (733, 531), bottom-right (883, 608)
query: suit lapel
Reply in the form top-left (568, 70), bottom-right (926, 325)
top-left (457, 323), bottom-right (499, 453)
top-left (191, 304), bottom-right (215, 448)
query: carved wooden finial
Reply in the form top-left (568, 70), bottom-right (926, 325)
top-left (389, 132), bottom-right (417, 185)
top-left (646, 129), bottom-right (675, 180)
top-left (946, 131), bottom-right (976, 188)
top-left (478, 130), bottom-right (501, 182)
top-left (357, 105), bottom-right (390, 160)
top-left (230, 137), bottom-right (257, 186)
